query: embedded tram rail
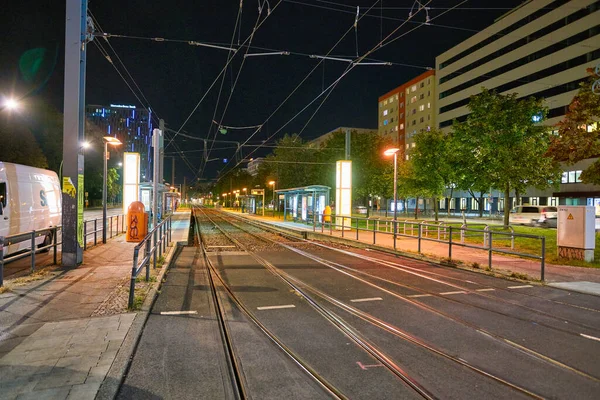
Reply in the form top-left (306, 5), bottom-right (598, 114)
top-left (120, 207), bottom-right (600, 399)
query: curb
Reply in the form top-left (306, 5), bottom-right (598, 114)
top-left (96, 240), bottom-right (187, 400)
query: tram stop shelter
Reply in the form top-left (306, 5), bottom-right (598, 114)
top-left (276, 185), bottom-right (330, 222)
top-left (239, 188), bottom-right (266, 215)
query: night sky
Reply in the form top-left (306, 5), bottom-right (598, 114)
top-left (1, 0), bottom-right (525, 182)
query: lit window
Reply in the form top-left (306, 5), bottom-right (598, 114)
top-left (390, 97), bottom-right (394, 103)
top-left (561, 172), bottom-right (568, 183)
top-left (384, 100), bottom-right (388, 105)
top-left (406, 144), bottom-right (410, 149)
top-left (384, 120), bottom-right (388, 125)
top-left (576, 170), bottom-right (582, 182)
top-left (411, 142), bottom-right (416, 148)
top-left (383, 110), bottom-right (388, 116)
top-left (394, 126), bottom-right (398, 131)
top-left (568, 171), bottom-right (576, 182)
top-left (411, 96), bottom-right (417, 103)
top-left (419, 105), bottom-right (425, 111)
top-left (406, 154), bottom-right (410, 160)
top-left (406, 88), bottom-right (410, 94)
top-left (395, 94), bottom-right (399, 100)
top-left (411, 85), bottom-right (417, 92)
top-left (400, 123), bottom-right (404, 130)
top-left (427, 102), bottom-right (431, 108)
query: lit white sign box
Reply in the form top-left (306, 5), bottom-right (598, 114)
top-left (557, 206), bottom-right (595, 262)
top-left (123, 152), bottom-right (140, 215)
top-left (335, 160), bottom-right (352, 228)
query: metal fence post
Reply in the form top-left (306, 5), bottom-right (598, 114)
top-left (110, 216), bottom-right (113, 239)
top-left (342, 217), bottom-right (345, 238)
top-left (129, 248), bottom-right (139, 309)
top-left (418, 224), bottom-right (422, 254)
top-left (53, 228), bottom-right (58, 265)
top-left (393, 220), bottom-right (397, 250)
top-left (373, 220), bottom-right (376, 244)
top-left (145, 238), bottom-right (151, 280)
top-left (541, 237), bottom-right (546, 281)
top-left (168, 217), bottom-right (172, 243)
top-left (84, 222), bottom-right (87, 250)
top-left (30, 230), bottom-right (36, 273)
top-left (488, 231), bottom-right (493, 269)
top-left (0, 236), bottom-right (4, 287)
top-left (153, 230), bottom-right (157, 270)
top-left (448, 226), bottom-right (453, 260)
top-left (356, 218), bottom-right (359, 240)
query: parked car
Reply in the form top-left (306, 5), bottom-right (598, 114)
top-left (509, 206), bottom-right (558, 227)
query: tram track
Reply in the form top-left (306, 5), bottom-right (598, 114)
top-left (198, 208), bottom-right (599, 399)
top-left (210, 209), bottom-right (600, 394)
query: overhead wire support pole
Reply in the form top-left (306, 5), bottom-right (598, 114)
top-left (244, 51), bottom-right (290, 58)
top-left (309, 55), bottom-right (353, 63)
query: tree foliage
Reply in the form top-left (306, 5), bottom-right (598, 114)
top-left (452, 88), bottom-right (562, 226)
top-left (546, 67), bottom-right (600, 184)
top-left (0, 116), bottom-right (48, 168)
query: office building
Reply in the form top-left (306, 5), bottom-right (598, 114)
top-left (247, 157), bottom-right (265, 177)
top-left (435, 0), bottom-right (600, 213)
top-left (378, 70), bottom-right (436, 159)
top-left (86, 104), bottom-right (154, 181)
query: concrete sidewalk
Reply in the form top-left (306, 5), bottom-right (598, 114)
top-left (232, 211), bottom-right (600, 296)
top-left (0, 210), bottom-right (190, 400)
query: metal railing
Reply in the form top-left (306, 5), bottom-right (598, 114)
top-left (128, 215), bottom-right (173, 309)
top-left (0, 213), bottom-right (127, 287)
top-left (304, 212), bottom-right (546, 280)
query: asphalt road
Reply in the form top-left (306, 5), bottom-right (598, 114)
top-left (117, 211), bottom-right (600, 399)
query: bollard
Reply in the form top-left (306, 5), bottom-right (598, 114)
top-left (129, 248), bottom-right (139, 309)
top-left (31, 230), bottom-right (36, 273)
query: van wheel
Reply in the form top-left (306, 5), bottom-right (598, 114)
top-left (39, 233), bottom-right (53, 253)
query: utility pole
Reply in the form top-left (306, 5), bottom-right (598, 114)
top-left (171, 157), bottom-right (175, 187)
top-left (62, 0), bottom-right (89, 267)
top-left (345, 129), bottom-right (351, 160)
top-left (152, 127), bottom-right (162, 228)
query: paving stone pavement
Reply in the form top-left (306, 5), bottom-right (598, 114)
top-left (0, 314), bottom-right (135, 400)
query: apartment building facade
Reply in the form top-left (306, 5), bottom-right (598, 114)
top-left (435, 0), bottom-right (600, 215)
top-left (378, 70), bottom-right (436, 159)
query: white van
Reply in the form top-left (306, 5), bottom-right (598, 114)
top-left (0, 162), bottom-right (62, 256)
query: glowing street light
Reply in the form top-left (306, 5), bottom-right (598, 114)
top-left (384, 148), bottom-right (400, 248)
top-left (103, 136), bottom-right (122, 243)
top-left (3, 98), bottom-right (20, 111)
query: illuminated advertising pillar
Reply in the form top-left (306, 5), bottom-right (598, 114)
top-left (123, 152), bottom-right (140, 215)
top-left (335, 160), bottom-right (352, 229)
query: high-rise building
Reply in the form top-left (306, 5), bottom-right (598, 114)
top-left (378, 70), bottom-right (435, 159)
top-left (435, 0), bottom-right (600, 210)
top-left (86, 104), bottom-right (154, 181)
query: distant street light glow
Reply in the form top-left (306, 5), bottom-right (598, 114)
top-left (4, 98), bottom-right (19, 110)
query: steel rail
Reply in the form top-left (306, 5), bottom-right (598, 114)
top-left (194, 208), bottom-right (346, 400)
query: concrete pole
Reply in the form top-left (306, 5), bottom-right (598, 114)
top-left (345, 129), bottom-right (351, 160)
top-left (62, 0), bottom-right (88, 267)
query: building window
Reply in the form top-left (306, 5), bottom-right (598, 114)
top-left (427, 102), bottom-right (431, 109)
top-left (420, 93), bottom-right (425, 100)
top-left (471, 198), bottom-right (479, 211)
top-left (395, 94), bottom-right (399, 100)
top-left (406, 154), bottom-right (410, 160)
top-left (428, 90), bottom-right (431, 97)
top-left (389, 97), bottom-right (394, 103)
top-left (383, 109), bottom-right (388, 116)
top-left (411, 142), bottom-right (416, 148)
top-left (391, 117), bottom-right (394, 123)
top-left (394, 126), bottom-right (398, 131)
top-left (412, 120), bottom-right (416, 126)
top-left (400, 123), bottom-right (404, 130)
top-left (406, 88), bottom-right (410, 95)
top-left (460, 198), bottom-right (467, 210)
top-left (383, 120), bottom-right (388, 125)
top-left (420, 82), bottom-right (425, 88)
top-left (449, 198), bottom-right (456, 209)
top-left (440, 198), bottom-right (446, 209)
top-left (411, 85), bottom-right (417, 92)
top-left (420, 117), bottom-right (424, 123)
top-left (412, 109), bottom-right (416, 115)
top-left (427, 78), bottom-right (431, 85)
top-left (410, 96), bottom-right (417, 103)
top-left (530, 197), bottom-right (539, 205)
top-left (406, 143), bottom-right (410, 149)
top-left (400, 112), bottom-right (404, 119)
top-left (419, 105), bottom-right (425, 111)
top-left (427, 115), bottom-right (431, 120)
top-left (384, 100), bottom-right (388, 105)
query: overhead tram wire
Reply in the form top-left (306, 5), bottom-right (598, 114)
top-left (169, 0), bottom-right (283, 151)
top-left (212, 0), bottom-right (432, 183)
top-left (198, 1), bottom-right (270, 175)
top-left (89, 12), bottom-right (199, 176)
top-left (202, 1), bottom-right (284, 179)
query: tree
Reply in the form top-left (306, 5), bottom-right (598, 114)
top-left (107, 168), bottom-right (121, 204)
top-left (546, 67), bottom-right (600, 184)
top-left (452, 88), bottom-right (562, 227)
top-left (0, 117), bottom-right (48, 168)
top-left (411, 129), bottom-right (456, 220)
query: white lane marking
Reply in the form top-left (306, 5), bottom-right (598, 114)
top-left (350, 297), bottom-right (383, 303)
top-left (580, 333), bottom-right (600, 342)
top-left (257, 304), bottom-right (296, 311)
top-left (507, 285), bottom-right (533, 289)
top-left (407, 294), bottom-right (432, 298)
top-left (476, 288), bottom-right (496, 292)
top-left (440, 291), bottom-right (468, 295)
top-left (160, 311), bottom-right (198, 315)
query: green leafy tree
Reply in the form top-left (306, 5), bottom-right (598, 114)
top-left (0, 117), bottom-right (48, 168)
top-left (107, 168), bottom-right (121, 204)
top-left (411, 129), bottom-right (456, 220)
top-left (546, 67), bottom-right (600, 184)
top-left (452, 89), bottom-right (562, 227)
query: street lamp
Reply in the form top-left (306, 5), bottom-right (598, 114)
top-left (269, 181), bottom-right (276, 217)
top-left (103, 136), bottom-right (122, 243)
top-left (2, 98), bottom-right (20, 111)
top-left (384, 148), bottom-right (400, 240)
